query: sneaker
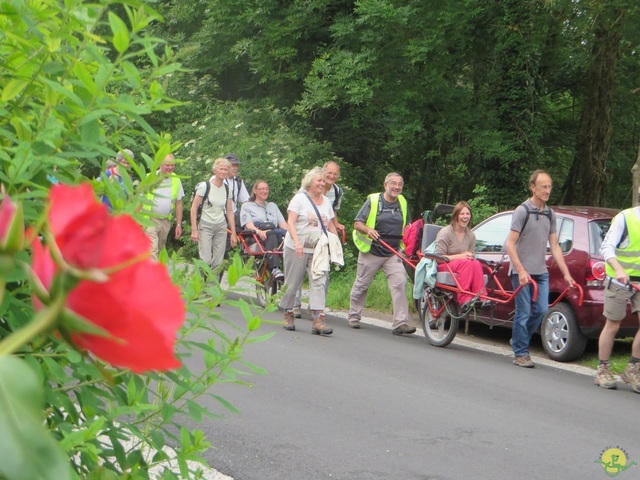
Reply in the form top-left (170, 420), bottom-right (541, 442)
top-left (348, 318), bottom-right (361, 329)
top-left (283, 310), bottom-right (295, 331)
top-left (459, 301), bottom-right (473, 313)
top-left (311, 313), bottom-right (333, 335)
top-left (594, 363), bottom-right (617, 389)
top-left (271, 267), bottom-right (284, 281)
top-left (392, 324), bottom-right (417, 336)
top-left (513, 355), bottom-right (535, 368)
top-left (620, 362), bottom-right (640, 393)
top-left (292, 307), bottom-right (302, 318)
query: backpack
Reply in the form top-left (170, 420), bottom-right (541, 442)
top-left (519, 202), bottom-right (553, 234)
top-left (192, 181), bottom-right (229, 225)
top-left (402, 218), bottom-right (424, 258)
top-left (332, 184), bottom-right (343, 209)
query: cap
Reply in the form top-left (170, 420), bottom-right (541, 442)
top-left (225, 153), bottom-right (241, 165)
top-left (116, 149), bottom-right (135, 162)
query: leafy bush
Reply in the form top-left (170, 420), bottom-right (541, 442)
top-left (0, 1), bottom-right (270, 478)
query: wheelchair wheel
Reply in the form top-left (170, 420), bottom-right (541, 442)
top-left (254, 259), bottom-right (280, 307)
top-left (418, 288), bottom-right (459, 347)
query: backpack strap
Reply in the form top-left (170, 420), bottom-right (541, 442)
top-left (519, 202), bottom-right (552, 234)
top-left (203, 180), bottom-right (212, 206)
top-left (332, 184), bottom-right (343, 209)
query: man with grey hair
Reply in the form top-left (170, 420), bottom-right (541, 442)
top-left (224, 153), bottom-right (250, 221)
top-left (349, 172), bottom-right (415, 335)
top-left (143, 154), bottom-right (185, 260)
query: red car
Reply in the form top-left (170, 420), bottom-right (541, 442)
top-left (471, 206), bottom-right (638, 362)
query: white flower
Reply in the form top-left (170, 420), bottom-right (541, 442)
top-left (191, 121), bottom-right (199, 127)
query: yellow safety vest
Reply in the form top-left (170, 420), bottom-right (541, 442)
top-left (143, 174), bottom-right (181, 218)
top-left (606, 209), bottom-right (640, 278)
top-left (353, 193), bottom-right (407, 253)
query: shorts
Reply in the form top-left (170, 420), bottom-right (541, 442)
top-left (603, 278), bottom-right (640, 321)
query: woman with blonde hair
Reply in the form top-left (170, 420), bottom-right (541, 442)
top-left (280, 167), bottom-right (337, 335)
top-left (190, 157), bottom-right (237, 272)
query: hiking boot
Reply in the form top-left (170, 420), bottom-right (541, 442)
top-left (392, 324), bottom-right (417, 336)
top-left (271, 267), bottom-right (284, 281)
top-left (283, 310), bottom-right (295, 331)
top-left (621, 362), bottom-right (640, 393)
top-left (311, 313), bottom-right (333, 335)
top-left (594, 363), bottom-right (617, 390)
top-left (292, 307), bottom-right (302, 318)
top-left (348, 318), bottom-right (361, 329)
top-left (513, 355), bottom-right (535, 368)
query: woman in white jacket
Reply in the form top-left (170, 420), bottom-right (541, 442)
top-left (279, 167), bottom-right (337, 335)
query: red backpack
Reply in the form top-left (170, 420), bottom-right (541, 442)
top-left (402, 218), bottom-right (424, 258)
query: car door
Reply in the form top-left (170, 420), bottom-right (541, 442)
top-left (473, 212), bottom-right (517, 323)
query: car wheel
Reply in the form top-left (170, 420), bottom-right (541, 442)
top-left (541, 302), bottom-right (588, 362)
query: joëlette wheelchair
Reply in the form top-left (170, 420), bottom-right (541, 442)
top-left (377, 203), bottom-right (582, 348)
top-left (236, 229), bottom-right (285, 306)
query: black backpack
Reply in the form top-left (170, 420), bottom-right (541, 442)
top-left (519, 202), bottom-right (553, 233)
top-left (193, 181), bottom-right (229, 225)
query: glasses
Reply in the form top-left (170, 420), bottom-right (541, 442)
top-left (255, 187), bottom-right (270, 191)
top-left (387, 181), bottom-right (403, 187)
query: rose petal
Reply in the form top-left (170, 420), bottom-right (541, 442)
top-left (68, 261), bottom-right (184, 373)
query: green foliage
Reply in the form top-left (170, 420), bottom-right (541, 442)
top-left (0, 1), bottom-right (272, 478)
top-left (152, 0), bottom-right (640, 211)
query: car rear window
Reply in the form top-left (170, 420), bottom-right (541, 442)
top-left (589, 220), bottom-right (612, 255)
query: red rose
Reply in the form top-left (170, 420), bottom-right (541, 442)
top-left (47, 183), bottom-right (150, 269)
top-left (31, 184), bottom-right (184, 373)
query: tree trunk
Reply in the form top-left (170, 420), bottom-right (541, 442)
top-left (632, 142), bottom-right (640, 207)
top-left (567, 8), bottom-right (624, 206)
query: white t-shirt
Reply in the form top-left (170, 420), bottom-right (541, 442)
top-left (151, 176), bottom-right (185, 216)
top-left (224, 176), bottom-right (250, 212)
top-left (284, 193), bottom-right (334, 253)
top-left (196, 178), bottom-right (232, 225)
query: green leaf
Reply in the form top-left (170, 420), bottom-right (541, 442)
top-left (87, 466), bottom-right (120, 480)
top-left (109, 12), bottom-right (130, 54)
top-left (81, 118), bottom-right (101, 145)
top-left (2, 78), bottom-right (29, 102)
top-left (66, 349), bottom-right (82, 363)
top-left (0, 356), bottom-right (72, 480)
top-left (72, 62), bottom-right (97, 96)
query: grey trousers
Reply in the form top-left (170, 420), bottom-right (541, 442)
top-left (280, 246), bottom-right (328, 311)
top-left (349, 251), bottom-right (409, 328)
top-left (198, 219), bottom-right (228, 270)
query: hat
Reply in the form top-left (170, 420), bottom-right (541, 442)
top-left (225, 153), bottom-right (241, 165)
top-left (116, 149), bottom-right (134, 162)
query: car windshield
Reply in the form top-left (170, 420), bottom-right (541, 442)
top-left (589, 219), bottom-right (612, 255)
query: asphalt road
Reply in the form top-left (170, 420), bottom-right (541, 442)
top-left (186, 302), bottom-right (640, 480)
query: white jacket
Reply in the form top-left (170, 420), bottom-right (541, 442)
top-left (311, 232), bottom-right (344, 279)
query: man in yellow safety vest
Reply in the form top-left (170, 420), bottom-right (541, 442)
top-left (349, 172), bottom-right (415, 335)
